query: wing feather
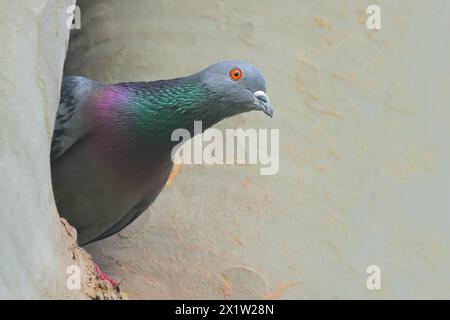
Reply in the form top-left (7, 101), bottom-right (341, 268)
top-left (51, 76), bottom-right (99, 162)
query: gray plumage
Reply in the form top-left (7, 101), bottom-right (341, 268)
top-left (51, 61), bottom-right (274, 245)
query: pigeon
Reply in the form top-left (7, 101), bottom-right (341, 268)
top-left (51, 61), bottom-right (274, 245)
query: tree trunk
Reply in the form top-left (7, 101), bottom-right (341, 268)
top-left (0, 0), bottom-right (120, 299)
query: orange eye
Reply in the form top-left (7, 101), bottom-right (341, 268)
top-left (229, 68), bottom-right (243, 81)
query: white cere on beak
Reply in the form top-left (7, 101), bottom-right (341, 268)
top-left (253, 90), bottom-right (274, 118)
top-left (254, 90), bottom-right (269, 103)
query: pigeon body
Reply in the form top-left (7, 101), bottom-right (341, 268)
top-left (51, 61), bottom-right (274, 245)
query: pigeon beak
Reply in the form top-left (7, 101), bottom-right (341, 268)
top-left (253, 90), bottom-right (274, 118)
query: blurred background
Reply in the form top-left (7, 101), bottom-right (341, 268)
top-left (63, 0), bottom-right (450, 299)
top-left (1, 0), bottom-right (450, 299)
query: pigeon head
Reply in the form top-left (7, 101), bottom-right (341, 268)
top-left (197, 61), bottom-right (274, 118)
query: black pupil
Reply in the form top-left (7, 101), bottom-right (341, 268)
top-left (234, 71), bottom-right (239, 77)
